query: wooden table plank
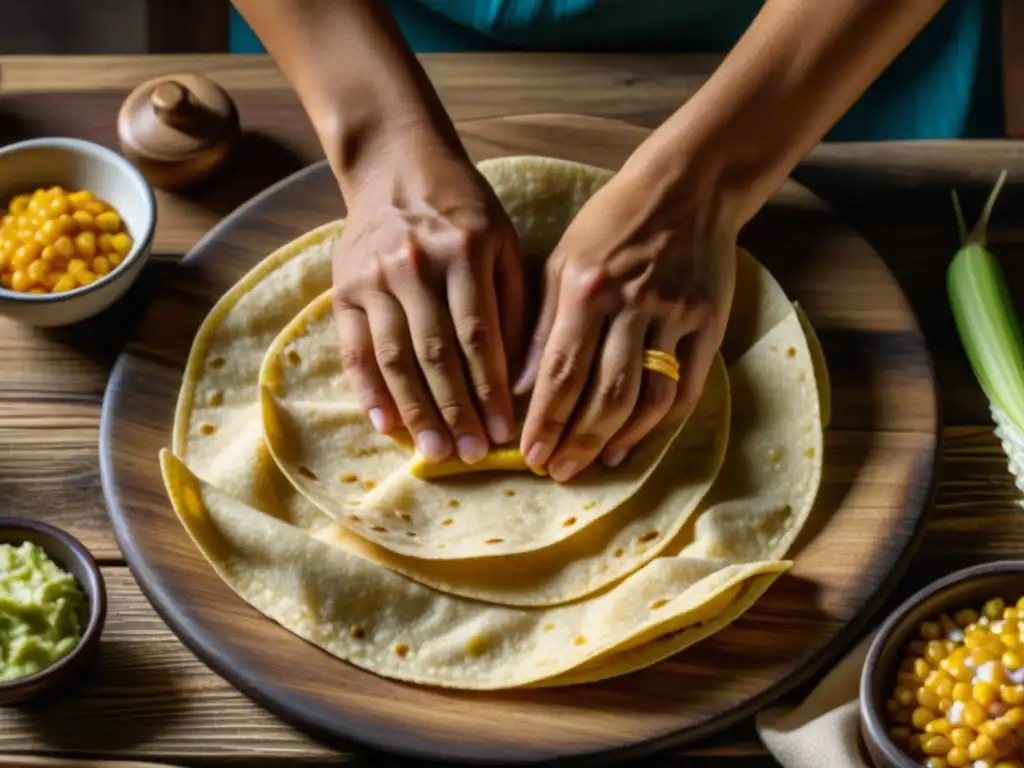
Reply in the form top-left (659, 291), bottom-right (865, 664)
top-left (0, 428), bottom-right (1013, 765)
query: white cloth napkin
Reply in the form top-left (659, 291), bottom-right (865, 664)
top-left (756, 632), bottom-right (878, 768)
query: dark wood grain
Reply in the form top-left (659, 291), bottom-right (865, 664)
top-left (97, 114), bottom-right (937, 764)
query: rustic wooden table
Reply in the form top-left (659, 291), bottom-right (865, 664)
top-left (0, 53), bottom-right (1023, 767)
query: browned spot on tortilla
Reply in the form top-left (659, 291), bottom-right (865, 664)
top-left (614, 548), bottom-right (624, 557)
top-left (649, 599), bottom-right (669, 610)
top-left (349, 626), bottom-right (365, 639)
top-left (208, 391), bottom-right (224, 406)
top-left (442, 518), bottom-right (454, 526)
top-left (209, 356), bottom-right (225, 369)
top-left (484, 537), bottom-right (504, 544)
top-left (363, 479), bottom-right (376, 489)
top-left (394, 643), bottom-right (409, 657)
top-left (199, 423), bottom-right (216, 436)
top-left (340, 472), bottom-right (358, 483)
top-left (562, 517), bottom-right (577, 527)
top-left (447, 499), bottom-right (460, 508)
top-left (287, 349), bottom-right (302, 365)
top-left (638, 531), bottom-right (659, 543)
top-left (573, 635), bottom-right (587, 646)
top-left (299, 466), bottom-right (318, 481)
top-left (371, 525), bottom-right (388, 533)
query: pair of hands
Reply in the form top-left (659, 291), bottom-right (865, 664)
top-left (333, 130), bottom-right (737, 482)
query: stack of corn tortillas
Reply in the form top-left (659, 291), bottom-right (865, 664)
top-left (159, 156), bottom-right (829, 690)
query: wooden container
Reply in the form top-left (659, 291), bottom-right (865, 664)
top-left (117, 73), bottom-right (240, 191)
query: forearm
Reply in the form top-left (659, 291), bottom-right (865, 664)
top-left (633, 0), bottom-right (945, 226)
top-left (231, 0), bottom-right (461, 198)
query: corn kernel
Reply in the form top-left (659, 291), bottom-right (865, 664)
top-left (974, 681), bottom-right (999, 707)
top-left (925, 757), bottom-right (949, 768)
top-left (967, 631), bottom-right (988, 650)
top-left (75, 269), bottom-right (96, 287)
top-left (111, 232), bottom-right (132, 256)
top-left (899, 672), bottom-right (920, 689)
top-left (925, 718), bottom-right (952, 735)
top-left (969, 733), bottom-right (997, 759)
top-left (938, 697), bottom-right (953, 712)
top-left (95, 211), bottom-right (121, 232)
top-left (74, 231), bottom-right (96, 259)
top-left (53, 235), bottom-right (75, 260)
top-left (908, 733), bottom-right (923, 754)
top-left (67, 258), bottom-right (87, 275)
top-left (922, 734), bottom-right (953, 755)
top-left (947, 747), bottom-right (970, 767)
top-left (985, 599), bottom-right (1006, 620)
top-left (11, 243), bottom-right (40, 270)
top-left (28, 288), bottom-right (45, 294)
top-left (1003, 706), bottom-right (1024, 726)
top-left (26, 259), bottom-right (48, 284)
top-left (953, 682), bottom-right (973, 702)
top-left (8, 194), bottom-right (29, 214)
top-left (964, 701), bottom-right (987, 728)
top-left (0, 273), bottom-right (12, 289)
top-left (55, 213), bottom-right (75, 236)
top-left (950, 726), bottom-right (975, 747)
top-left (1001, 684), bottom-right (1024, 704)
top-left (1002, 633), bottom-right (1020, 650)
top-left (93, 256), bottom-right (110, 276)
top-left (52, 273), bottom-right (77, 292)
top-left (918, 687), bottom-right (941, 710)
top-left (912, 707), bottom-right (934, 729)
top-left (921, 622), bottom-right (941, 641)
top-left (973, 649), bottom-right (998, 666)
top-left (109, 251), bottom-right (123, 267)
top-left (928, 640), bottom-right (950, 663)
top-left (1003, 651), bottom-right (1022, 669)
top-left (914, 658), bottom-right (931, 680)
top-left (83, 200), bottom-right (108, 217)
top-left (893, 707), bottom-right (911, 724)
top-left (41, 270), bottom-right (59, 290)
top-left (67, 190), bottom-right (94, 207)
top-left (937, 678), bottom-right (955, 699)
top-left (97, 233), bottom-right (113, 253)
top-left (994, 763), bottom-right (1024, 768)
top-left (10, 270), bottom-right (31, 291)
top-left (956, 609), bottom-right (980, 627)
top-left (886, 698), bottom-right (902, 714)
top-left (71, 210), bottom-right (94, 231)
top-left (47, 195), bottom-right (69, 217)
top-left (1005, 607), bottom-right (1020, 621)
top-left (979, 719), bottom-right (1010, 739)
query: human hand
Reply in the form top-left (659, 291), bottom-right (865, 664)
top-left (515, 159), bottom-right (737, 482)
top-left (332, 131), bottom-right (523, 464)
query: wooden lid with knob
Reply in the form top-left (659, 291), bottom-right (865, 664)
top-left (117, 73), bottom-right (241, 191)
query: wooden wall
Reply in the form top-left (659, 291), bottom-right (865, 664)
top-left (0, 0), bottom-right (229, 54)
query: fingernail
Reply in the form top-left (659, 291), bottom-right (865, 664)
top-left (525, 442), bottom-right (549, 468)
top-left (487, 415), bottom-right (510, 444)
top-left (368, 408), bottom-right (387, 434)
top-left (604, 449), bottom-right (627, 468)
top-left (549, 459), bottom-right (578, 482)
top-left (416, 430), bottom-right (449, 462)
top-left (457, 435), bottom-right (488, 464)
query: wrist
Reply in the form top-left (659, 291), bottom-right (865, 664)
top-left (317, 102), bottom-right (463, 202)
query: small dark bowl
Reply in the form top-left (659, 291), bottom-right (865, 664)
top-left (860, 560), bottom-right (1024, 768)
top-left (0, 518), bottom-right (107, 704)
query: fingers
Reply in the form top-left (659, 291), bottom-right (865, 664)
top-left (601, 320), bottom-right (682, 468)
top-left (495, 234), bottom-right (527, 391)
top-left (446, 255), bottom-right (515, 445)
top-left (334, 303), bottom-right (398, 434)
top-left (519, 272), bottom-right (605, 471)
top-left (672, 316), bottom-right (726, 421)
top-left (545, 310), bottom-right (648, 481)
top-left (513, 261), bottom-right (559, 396)
top-left (392, 279), bottom-right (491, 464)
top-left (362, 293), bottom-right (453, 462)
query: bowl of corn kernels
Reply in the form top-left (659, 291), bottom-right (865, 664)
top-left (862, 561), bottom-right (1024, 768)
top-left (0, 137), bottom-right (156, 327)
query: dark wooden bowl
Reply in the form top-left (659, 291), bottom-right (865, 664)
top-left (860, 560), bottom-right (1024, 768)
top-left (0, 518), bottom-right (107, 704)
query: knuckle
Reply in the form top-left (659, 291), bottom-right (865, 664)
top-left (437, 400), bottom-right (473, 429)
top-left (375, 341), bottom-right (406, 374)
top-left (567, 431), bottom-right (607, 454)
top-left (533, 416), bottom-right (568, 440)
top-left (457, 317), bottom-right (491, 354)
top-left (417, 334), bottom-right (451, 368)
top-left (397, 401), bottom-right (436, 430)
top-left (339, 345), bottom-right (369, 373)
top-left (472, 380), bottom-right (498, 406)
top-left (384, 240), bottom-right (418, 275)
top-left (642, 380), bottom-right (677, 414)
top-left (544, 349), bottom-right (581, 393)
top-left (596, 369), bottom-right (634, 411)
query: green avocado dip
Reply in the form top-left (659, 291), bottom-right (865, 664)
top-left (0, 541), bottom-right (86, 682)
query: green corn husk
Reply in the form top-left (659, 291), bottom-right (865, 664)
top-left (947, 169), bottom-right (1024, 496)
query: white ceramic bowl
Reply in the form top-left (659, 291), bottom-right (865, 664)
top-left (0, 137), bottom-right (156, 327)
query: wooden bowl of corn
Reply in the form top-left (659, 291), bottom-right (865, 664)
top-left (861, 561), bottom-right (1024, 768)
top-left (0, 137), bottom-right (156, 327)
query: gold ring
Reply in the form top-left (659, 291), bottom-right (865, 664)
top-left (642, 350), bottom-right (680, 381)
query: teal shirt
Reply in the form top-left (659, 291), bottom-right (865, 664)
top-left (230, 0), bottom-right (1003, 140)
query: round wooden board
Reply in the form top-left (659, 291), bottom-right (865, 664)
top-left (100, 114), bottom-right (939, 764)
